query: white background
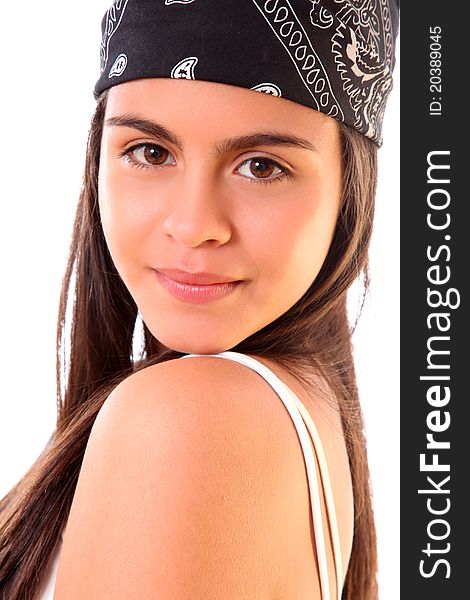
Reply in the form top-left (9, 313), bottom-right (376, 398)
top-left (0, 3), bottom-right (399, 597)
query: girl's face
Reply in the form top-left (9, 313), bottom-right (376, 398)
top-left (99, 78), bottom-right (342, 354)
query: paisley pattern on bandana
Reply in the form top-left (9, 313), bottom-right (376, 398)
top-left (309, 0), bottom-right (394, 142)
top-left (94, 0), bottom-right (399, 145)
top-left (251, 83), bottom-right (283, 97)
top-left (251, 0), bottom-right (345, 121)
top-left (100, 0), bottom-right (130, 72)
top-left (171, 57), bottom-right (199, 79)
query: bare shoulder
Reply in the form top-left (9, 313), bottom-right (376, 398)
top-left (55, 356), bottom-right (325, 599)
top-left (93, 355), bottom-right (304, 466)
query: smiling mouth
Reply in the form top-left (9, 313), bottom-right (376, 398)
top-left (153, 269), bottom-right (244, 304)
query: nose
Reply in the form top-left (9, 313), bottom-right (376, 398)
top-left (162, 168), bottom-right (232, 248)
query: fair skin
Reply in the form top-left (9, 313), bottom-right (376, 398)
top-left (54, 79), bottom-right (353, 599)
top-left (98, 78), bottom-right (343, 354)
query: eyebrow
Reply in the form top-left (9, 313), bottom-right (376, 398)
top-left (105, 114), bottom-right (317, 156)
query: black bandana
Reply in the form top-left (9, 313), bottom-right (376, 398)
top-left (94, 0), bottom-right (399, 146)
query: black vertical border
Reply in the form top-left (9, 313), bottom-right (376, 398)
top-left (401, 2), bottom-right (468, 597)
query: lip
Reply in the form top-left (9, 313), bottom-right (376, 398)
top-left (156, 268), bottom-right (239, 285)
top-left (154, 269), bottom-right (244, 304)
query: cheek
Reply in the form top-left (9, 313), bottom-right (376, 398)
top-left (250, 187), bottom-right (339, 301)
top-left (98, 165), bottom-right (161, 279)
top-left (98, 177), bottom-right (130, 277)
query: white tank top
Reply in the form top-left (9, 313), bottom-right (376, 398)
top-left (38, 351), bottom-right (343, 600)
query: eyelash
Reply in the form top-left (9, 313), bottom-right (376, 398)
top-left (120, 143), bottom-right (293, 186)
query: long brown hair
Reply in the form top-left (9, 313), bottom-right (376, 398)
top-left (0, 89), bottom-right (378, 599)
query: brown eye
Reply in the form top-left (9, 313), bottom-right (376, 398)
top-left (125, 143), bottom-right (176, 169)
top-left (237, 157), bottom-right (288, 184)
top-left (250, 158), bottom-right (277, 178)
top-left (141, 145), bottom-right (168, 165)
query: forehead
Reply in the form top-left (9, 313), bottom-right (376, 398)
top-left (104, 78), bottom-right (340, 146)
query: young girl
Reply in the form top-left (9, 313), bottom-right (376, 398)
top-left (0, 1), bottom-right (399, 598)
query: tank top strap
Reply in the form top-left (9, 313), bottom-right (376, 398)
top-left (181, 350), bottom-right (342, 600)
